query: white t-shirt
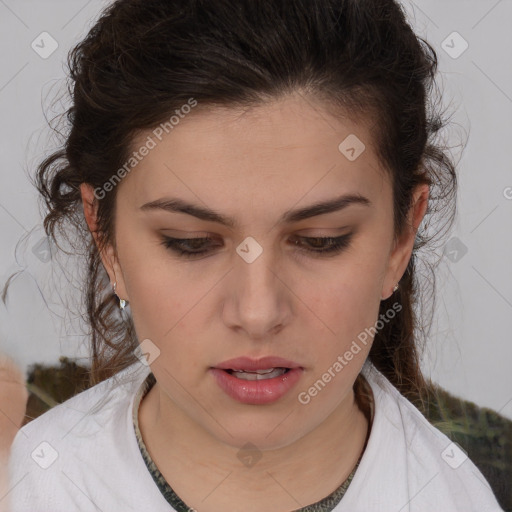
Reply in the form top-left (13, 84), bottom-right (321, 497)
top-left (7, 359), bottom-right (504, 512)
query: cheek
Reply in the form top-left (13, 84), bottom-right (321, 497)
top-left (298, 269), bottom-right (382, 346)
top-left (119, 255), bottom-right (212, 366)
top-left (117, 252), bottom-right (181, 341)
top-left (128, 274), bottom-right (201, 344)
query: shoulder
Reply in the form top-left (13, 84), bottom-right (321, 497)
top-left (7, 361), bottom-right (160, 512)
top-left (342, 362), bottom-right (504, 512)
top-left (12, 360), bottom-right (148, 443)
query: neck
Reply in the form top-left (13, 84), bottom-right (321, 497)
top-left (138, 379), bottom-right (370, 512)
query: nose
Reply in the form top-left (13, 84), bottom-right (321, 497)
top-left (221, 242), bottom-right (292, 340)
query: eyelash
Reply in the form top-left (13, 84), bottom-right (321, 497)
top-left (160, 234), bottom-right (353, 259)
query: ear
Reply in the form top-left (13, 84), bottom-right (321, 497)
top-left (381, 183), bottom-right (429, 300)
top-left (80, 183), bottom-right (129, 302)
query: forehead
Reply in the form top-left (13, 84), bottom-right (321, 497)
top-left (120, 94), bottom-right (389, 218)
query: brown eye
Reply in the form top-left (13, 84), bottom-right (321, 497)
top-left (290, 234), bottom-right (353, 256)
top-left (161, 236), bottom-right (221, 257)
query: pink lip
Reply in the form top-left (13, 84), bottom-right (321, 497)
top-left (210, 356), bottom-right (304, 405)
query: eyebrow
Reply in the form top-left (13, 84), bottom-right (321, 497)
top-left (139, 193), bottom-right (371, 228)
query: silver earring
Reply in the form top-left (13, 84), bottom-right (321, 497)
top-left (381, 283), bottom-right (399, 301)
top-left (112, 281), bottom-right (126, 310)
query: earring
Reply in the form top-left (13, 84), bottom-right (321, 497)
top-left (112, 281), bottom-right (126, 310)
top-left (381, 283), bottom-right (399, 301)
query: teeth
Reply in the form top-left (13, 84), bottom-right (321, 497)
top-left (230, 368), bottom-right (287, 380)
top-left (233, 368), bottom-right (276, 374)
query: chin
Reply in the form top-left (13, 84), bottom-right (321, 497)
top-left (205, 413), bottom-right (312, 452)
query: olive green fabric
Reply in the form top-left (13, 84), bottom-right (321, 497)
top-left (412, 385), bottom-right (512, 511)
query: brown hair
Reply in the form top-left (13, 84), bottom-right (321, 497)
top-left (3, 0), bottom-right (458, 401)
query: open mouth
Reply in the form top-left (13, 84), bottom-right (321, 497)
top-left (224, 367), bottom-right (291, 380)
top-left (210, 365), bottom-right (303, 404)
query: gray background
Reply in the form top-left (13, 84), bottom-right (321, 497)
top-left (0, 0), bottom-right (511, 418)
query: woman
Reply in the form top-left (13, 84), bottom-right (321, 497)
top-left (6, 0), bottom-right (504, 510)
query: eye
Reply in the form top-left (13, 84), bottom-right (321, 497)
top-left (160, 233), bottom-right (354, 259)
top-left (289, 234), bottom-right (354, 257)
top-left (160, 235), bottom-right (220, 258)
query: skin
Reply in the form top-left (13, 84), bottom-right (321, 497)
top-left (0, 354), bottom-right (28, 512)
top-left (81, 93), bottom-right (428, 511)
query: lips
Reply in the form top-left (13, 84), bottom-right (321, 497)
top-left (213, 356), bottom-right (302, 372)
top-left (210, 356), bottom-right (304, 404)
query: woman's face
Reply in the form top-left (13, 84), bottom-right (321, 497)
top-left (83, 93), bottom-right (425, 450)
